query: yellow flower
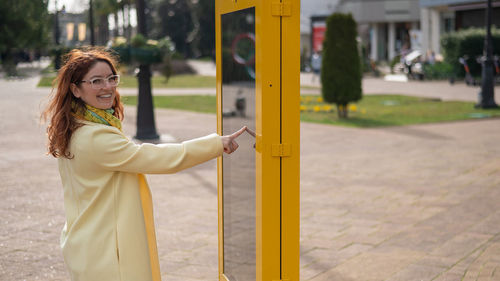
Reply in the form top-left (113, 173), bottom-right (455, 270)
top-left (313, 106), bottom-right (321, 112)
top-left (317, 97), bottom-right (323, 103)
top-left (322, 105), bottom-right (332, 112)
top-left (300, 105), bottom-right (307, 112)
top-left (114, 36), bottom-right (127, 45)
top-left (349, 104), bottom-right (358, 112)
top-left (147, 39), bottom-right (159, 45)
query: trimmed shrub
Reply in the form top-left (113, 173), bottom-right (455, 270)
top-left (441, 27), bottom-right (500, 78)
top-left (321, 13), bottom-right (362, 118)
top-left (111, 35), bottom-right (175, 81)
top-left (390, 55), bottom-right (401, 74)
top-left (423, 62), bottom-right (454, 80)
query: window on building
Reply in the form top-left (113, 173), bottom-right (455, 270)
top-left (66, 23), bottom-right (74, 41)
top-left (78, 23), bottom-right (86, 41)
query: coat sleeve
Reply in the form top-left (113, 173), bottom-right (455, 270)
top-left (84, 125), bottom-right (223, 174)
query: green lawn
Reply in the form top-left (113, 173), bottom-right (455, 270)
top-left (37, 74), bottom-right (216, 88)
top-left (122, 95), bottom-right (217, 114)
top-left (122, 94), bottom-right (500, 128)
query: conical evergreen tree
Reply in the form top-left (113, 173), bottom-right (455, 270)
top-left (321, 13), bottom-right (362, 118)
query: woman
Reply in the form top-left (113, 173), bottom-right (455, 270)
top-left (42, 48), bottom-right (245, 281)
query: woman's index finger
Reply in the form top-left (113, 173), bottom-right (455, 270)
top-left (245, 127), bottom-right (256, 138)
top-left (231, 126), bottom-right (247, 139)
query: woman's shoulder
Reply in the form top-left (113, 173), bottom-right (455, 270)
top-left (73, 121), bottom-right (125, 144)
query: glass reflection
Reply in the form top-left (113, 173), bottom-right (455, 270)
top-left (222, 7), bottom-right (256, 281)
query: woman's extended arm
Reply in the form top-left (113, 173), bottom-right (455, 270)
top-left (77, 125), bottom-right (246, 174)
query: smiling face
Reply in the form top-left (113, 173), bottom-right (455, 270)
top-left (71, 61), bottom-right (117, 109)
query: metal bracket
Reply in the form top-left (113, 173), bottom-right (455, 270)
top-left (271, 2), bottom-right (292, 17)
top-left (272, 143), bottom-right (291, 157)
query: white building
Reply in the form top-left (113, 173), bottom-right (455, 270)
top-left (420, 0), bottom-right (500, 55)
top-left (300, 0), bottom-right (339, 56)
top-left (338, 0), bottom-right (421, 61)
top-left (301, 0), bottom-right (498, 63)
top-left (302, 0), bottom-right (421, 62)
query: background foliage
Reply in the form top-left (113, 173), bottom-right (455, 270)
top-left (441, 27), bottom-right (500, 78)
top-left (0, 0), bottom-right (50, 75)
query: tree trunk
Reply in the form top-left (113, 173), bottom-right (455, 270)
top-left (89, 0), bottom-right (95, 45)
top-left (122, 6), bottom-right (128, 39)
top-left (98, 14), bottom-right (109, 45)
top-left (126, 5), bottom-right (132, 40)
top-left (336, 104), bottom-right (349, 119)
top-left (114, 12), bottom-right (119, 37)
top-left (1, 50), bottom-right (17, 76)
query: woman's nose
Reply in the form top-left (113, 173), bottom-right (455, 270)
top-left (103, 81), bottom-right (113, 89)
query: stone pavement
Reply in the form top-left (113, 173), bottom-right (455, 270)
top-left (1, 69), bottom-right (500, 281)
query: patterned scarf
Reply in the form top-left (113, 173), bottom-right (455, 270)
top-left (72, 101), bottom-right (122, 131)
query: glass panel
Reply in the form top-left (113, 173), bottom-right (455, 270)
top-left (222, 7), bottom-right (256, 281)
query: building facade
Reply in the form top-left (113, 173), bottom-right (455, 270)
top-left (302, 0), bottom-right (498, 63)
top-left (300, 0), bottom-right (339, 57)
top-left (302, 0), bottom-right (422, 61)
top-left (338, 0), bottom-right (421, 61)
top-left (55, 12), bottom-right (90, 47)
top-left (420, 0), bottom-right (500, 55)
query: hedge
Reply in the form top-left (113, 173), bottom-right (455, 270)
top-left (441, 27), bottom-right (500, 78)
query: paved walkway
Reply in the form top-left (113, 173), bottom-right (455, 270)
top-left (1, 67), bottom-right (500, 280)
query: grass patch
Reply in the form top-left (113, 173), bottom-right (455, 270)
top-left (38, 74), bottom-right (216, 88)
top-left (38, 75), bottom-right (55, 87)
top-left (300, 94), bottom-right (500, 127)
top-left (120, 74), bottom-right (216, 88)
top-left (122, 94), bottom-right (500, 128)
top-left (301, 85), bottom-right (321, 90)
top-left (122, 95), bottom-right (216, 114)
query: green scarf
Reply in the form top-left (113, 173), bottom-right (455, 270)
top-left (72, 101), bottom-right (122, 131)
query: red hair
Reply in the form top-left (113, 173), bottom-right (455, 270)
top-left (42, 47), bottom-right (124, 158)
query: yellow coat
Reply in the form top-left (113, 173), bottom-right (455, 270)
top-left (58, 121), bottom-right (223, 281)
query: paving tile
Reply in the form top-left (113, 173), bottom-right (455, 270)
top-left (2, 76), bottom-right (500, 280)
top-left (311, 250), bottom-right (423, 281)
top-left (432, 271), bottom-right (466, 281)
top-left (385, 263), bottom-right (445, 281)
top-left (430, 232), bottom-right (492, 263)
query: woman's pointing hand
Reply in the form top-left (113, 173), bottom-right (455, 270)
top-left (221, 126), bottom-right (247, 154)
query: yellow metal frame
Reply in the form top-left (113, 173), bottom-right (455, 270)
top-left (216, 0), bottom-right (299, 280)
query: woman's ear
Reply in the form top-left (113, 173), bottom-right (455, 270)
top-left (70, 83), bottom-right (81, 98)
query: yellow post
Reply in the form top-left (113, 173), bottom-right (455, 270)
top-left (280, 0), bottom-right (300, 280)
top-left (216, 0), bottom-right (299, 280)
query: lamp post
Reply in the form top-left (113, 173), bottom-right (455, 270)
top-left (134, 0), bottom-right (160, 141)
top-left (476, 0), bottom-right (497, 108)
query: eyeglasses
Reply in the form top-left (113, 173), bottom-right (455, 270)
top-left (79, 75), bottom-right (120, 89)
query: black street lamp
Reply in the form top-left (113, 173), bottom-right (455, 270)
top-left (134, 0), bottom-right (160, 141)
top-left (476, 0), bottom-right (497, 108)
